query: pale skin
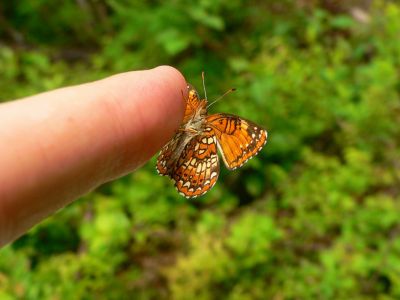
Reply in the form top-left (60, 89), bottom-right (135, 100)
top-left (0, 66), bottom-right (187, 248)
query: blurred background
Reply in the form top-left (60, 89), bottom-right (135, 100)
top-left (1, 0), bottom-right (400, 299)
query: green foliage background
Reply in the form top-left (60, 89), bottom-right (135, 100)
top-left (1, 0), bottom-right (400, 299)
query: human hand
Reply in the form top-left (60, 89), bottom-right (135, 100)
top-left (0, 66), bottom-right (187, 247)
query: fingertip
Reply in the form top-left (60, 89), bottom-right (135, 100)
top-left (96, 66), bottom-right (188, 175)
top-left (149, 65), bottom-right (188, 125)
top-left (143, 66), bottom-right (187, 144)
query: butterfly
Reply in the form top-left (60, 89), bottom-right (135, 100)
top-left (156, 73), bottom-right (268, 198)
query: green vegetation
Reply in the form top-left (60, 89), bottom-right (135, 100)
top-left (1, 1), bottom-right (400, 299)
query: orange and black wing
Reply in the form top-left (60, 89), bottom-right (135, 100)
top-left (172, 130), bottom-right (220, 198)
top-left (182, 83), bottom-right (208, 124)
top-left (156, 131), bottom-right (188, 176)
top-left (206, 113), bottom-right (267, 170)
top-left (156, 136), bottom-right (179, 176)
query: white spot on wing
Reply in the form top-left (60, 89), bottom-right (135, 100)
top-left (196, 163), bottom-right (202, 173)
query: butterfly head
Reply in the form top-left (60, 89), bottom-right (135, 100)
top-left (184, 73), bottom-right (236, 124)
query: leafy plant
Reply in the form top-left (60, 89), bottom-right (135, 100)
top-left (1, 1), bottom-right (400, 299)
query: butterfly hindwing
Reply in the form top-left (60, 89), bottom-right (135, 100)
top-left (156, 131), bottom-right (193, 176)
top-left (156, 138), bottom-right (176, 176)
top-left (206, 113), bottom-right (267, 170)
top-left (172, 130), bottom-right (220, 198)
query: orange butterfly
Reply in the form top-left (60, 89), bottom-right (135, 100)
top-left (156, 73), bottom-right (268, 198)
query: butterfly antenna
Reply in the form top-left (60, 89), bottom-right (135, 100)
top-left (206, 88), bottom-right (236, 109)
top-left (202, 71), bottom-right (207, 101)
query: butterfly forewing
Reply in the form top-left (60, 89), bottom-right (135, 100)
top-left (207, 113), bottom-right (267, 170)
top-left (182, 84), bottom-right (204, 124)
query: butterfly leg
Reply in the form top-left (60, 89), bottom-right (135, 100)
top-left (176, 128), bottom-right (199, 134)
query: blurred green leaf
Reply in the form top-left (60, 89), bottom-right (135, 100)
top-left (2, 1), bottom-right (400, 299)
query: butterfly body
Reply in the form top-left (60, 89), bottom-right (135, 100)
top-left (156, 82), bottom-right (267, 198)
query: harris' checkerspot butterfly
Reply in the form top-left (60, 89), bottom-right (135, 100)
top-left (156, 73), bottom-right (268, 198)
